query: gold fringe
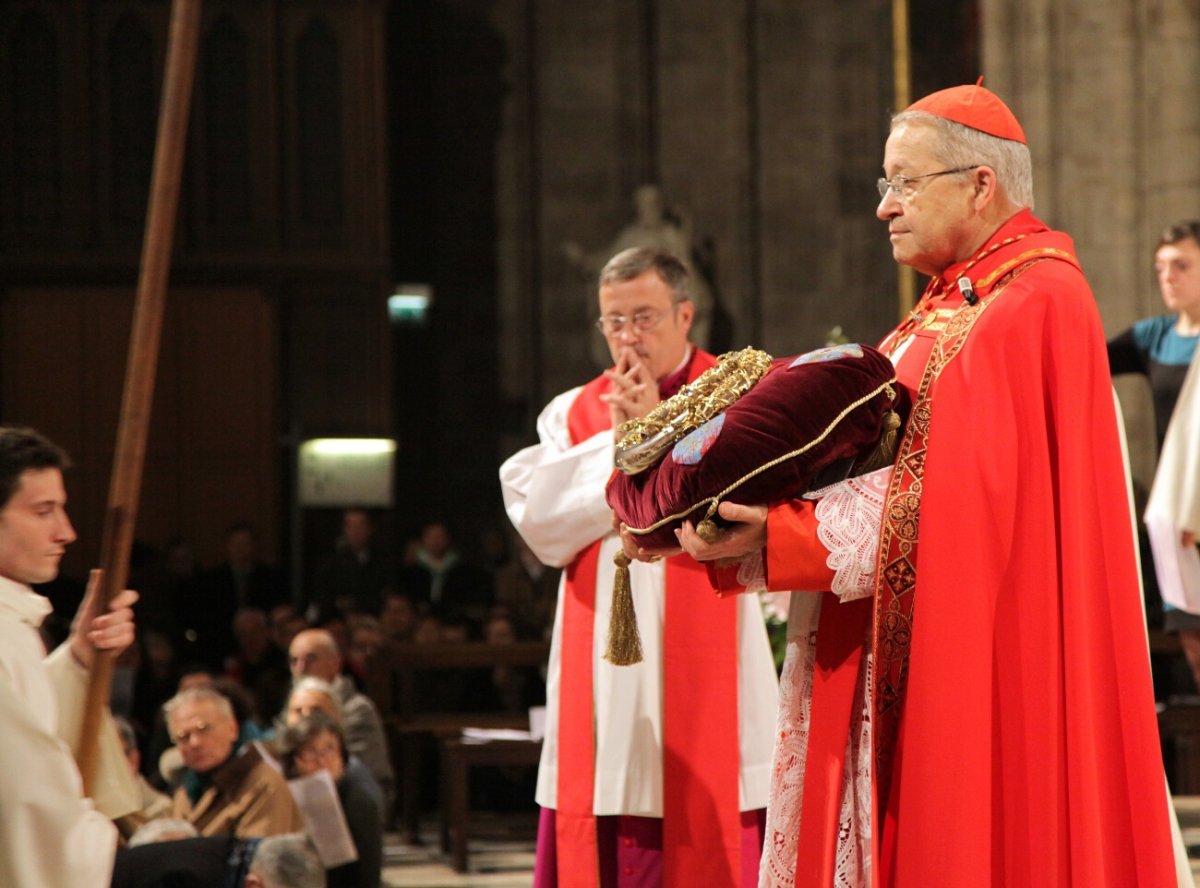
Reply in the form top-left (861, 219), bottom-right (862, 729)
top-left (854, 403), bottom-right (902, 474)
top-left (605, 551), bottom-right (643, 665)
top-left (615, 348), bottom-right (775, 475)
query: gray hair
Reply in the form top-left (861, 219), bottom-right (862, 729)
top-left (287, 676), bottom-right (344, 724)
top-left (163, 686), bottom-right (235, 728)
top-left (890, 110), bottom-right (1034, 211)
top-left (599, 247), bottom-right (691, 303)
top-left (249, 834), bottom-right (326, 888)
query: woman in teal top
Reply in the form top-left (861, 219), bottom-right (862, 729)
top-left (1108, 220), bottom-right (1200, 678)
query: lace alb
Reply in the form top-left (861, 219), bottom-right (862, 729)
top-left (736, 549), bottom-right (767, 595)
top-left (804, 467), bottom-right (892, 602)
top-left (759, 601), bottom-right (874, 887)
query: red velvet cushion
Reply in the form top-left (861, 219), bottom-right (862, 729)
top-left (606, 343), bottom-right (901, 549)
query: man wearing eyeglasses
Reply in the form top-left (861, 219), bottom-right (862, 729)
top-left (285, 628), bottom-right (394, 813)
top-left (653, 85), bottom-right (1178, 885)
top-left (501, 246), bottom-right (779, 887)
top-left (165, 686), bottom-right (302, 838)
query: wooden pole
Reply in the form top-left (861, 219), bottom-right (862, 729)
top-left (77, 0), bottom-right (202, 794)
top-left (892, 0), bottom-right (916, 320)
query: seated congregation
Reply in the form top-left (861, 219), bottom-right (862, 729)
top-left (78, 513), bottom-right (553, 885)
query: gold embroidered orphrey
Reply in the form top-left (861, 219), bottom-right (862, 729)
top-left (870, 254), bottom-right (1064, 817)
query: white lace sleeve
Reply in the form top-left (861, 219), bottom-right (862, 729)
top-left (802, 466), bottom-right (892, 602)
top-left (734, 550), bottom-right (767, 595)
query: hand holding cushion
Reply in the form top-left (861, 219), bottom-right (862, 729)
top-left (607, 344), bottom-right (904, 550)
top-left (602, 343), bottom-right (904, 666)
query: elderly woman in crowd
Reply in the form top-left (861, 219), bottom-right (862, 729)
top-left (283, 677), bottom-right (386, 820)
top-left (279, 711), bottom-right (382, 888)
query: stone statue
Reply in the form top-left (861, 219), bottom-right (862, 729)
top-left (566, 184), bottom-right (715, 355)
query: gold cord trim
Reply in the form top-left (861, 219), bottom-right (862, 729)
top-left (621, 377), bottom-right (899, 536)
top-left (974, 247), bottom-right (1076, 291)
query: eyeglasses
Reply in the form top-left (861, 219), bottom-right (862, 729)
top-left (877, 166), bottom-right (979, 201)
top-left (595, 304), bottom-right (681, 336)
top-left (289, 652), bottom-right (322, 668)
top-left (295, 742), bottom-right (342, 765)
top-left (171, 721), bottom-right (214, 745)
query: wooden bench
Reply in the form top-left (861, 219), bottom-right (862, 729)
top-left (365, 640), bottom-right (550, 841)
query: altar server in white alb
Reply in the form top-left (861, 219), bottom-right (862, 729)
top-left (0, 425), bottom-right (140, 887)
top-left (501, 247), bottom-right (779, 887)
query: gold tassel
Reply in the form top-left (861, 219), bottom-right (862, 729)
top-left (695, 502), bottom-right (722, 543)
top-left (856, 409), bottom-right (902, 474)
top-left (605, 551), bottom-right (644, 665)
top-left (696, 519), bottom-right (721, 543)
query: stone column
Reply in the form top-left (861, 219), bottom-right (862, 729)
top-left (982, 0), bottom-right (1200, 491)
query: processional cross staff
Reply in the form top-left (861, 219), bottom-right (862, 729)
top-left (76, 0), bottom-right (203, 792)
top-left (892, 0), bottom-right (916, 321)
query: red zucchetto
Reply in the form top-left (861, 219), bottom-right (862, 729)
top-left (905, 82), bottom-right (1027, 144)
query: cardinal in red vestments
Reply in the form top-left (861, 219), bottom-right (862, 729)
top-left (625, 85), bottom-right (1180, 887)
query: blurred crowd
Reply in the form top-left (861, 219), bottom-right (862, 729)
top-left (41, 508), bottom-right (557, 887)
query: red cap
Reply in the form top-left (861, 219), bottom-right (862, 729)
top-left (905, 81), bottom-right (1026, 144)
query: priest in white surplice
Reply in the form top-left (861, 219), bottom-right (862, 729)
top-left (501, 248), bottom-right (779, 888)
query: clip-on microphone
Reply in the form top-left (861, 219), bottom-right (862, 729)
top-left (957, 276), bottom-right (979, 306)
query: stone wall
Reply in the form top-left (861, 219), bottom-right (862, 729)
top-left (984, 0), bottom-right (1200, 493)
top-left (489, 0), bottom-right (898, 456)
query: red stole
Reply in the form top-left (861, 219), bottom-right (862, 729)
top-left (557, 348), bottom-right (747, 886)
